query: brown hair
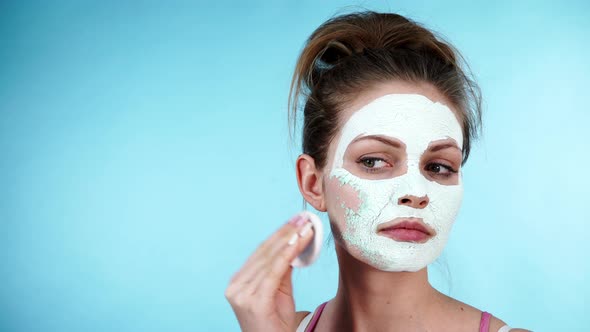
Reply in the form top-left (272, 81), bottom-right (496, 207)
top-left (289, 11), bottom-right (481, 169)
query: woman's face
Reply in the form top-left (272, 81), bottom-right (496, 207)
top-left (323, 81), bottom-right (464, 272)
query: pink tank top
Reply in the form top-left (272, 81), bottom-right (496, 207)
top-left (304, 302), bottom-right (497, 332)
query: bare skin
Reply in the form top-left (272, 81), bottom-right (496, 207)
top-left (227, 80), bottom-right (530, 332)
top-left (225, 214), bottom-right (315, 332)
top-left (295, 245), bottom-right (516, 331)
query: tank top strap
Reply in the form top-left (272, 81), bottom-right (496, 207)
top-left (304, 301), bottom-right (328, 332)
top-left (479, 311), bottom-right (492, 332)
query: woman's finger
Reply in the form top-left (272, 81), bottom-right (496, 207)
top-left (228, 214), bottom-right (309, 292)
top-left (251, 220), bottom-right (315, 297)
top-left (241, 218), bottom-right (312, 296)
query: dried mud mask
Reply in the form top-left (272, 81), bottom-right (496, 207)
top-left (328, 94), bottom-right (464, 272)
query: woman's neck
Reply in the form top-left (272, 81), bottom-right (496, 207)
top-left (326, 244), bottom-right (444, 331)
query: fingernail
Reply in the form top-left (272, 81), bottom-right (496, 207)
top-left (287, 233), bottom-right (299, 246)
top-left (293, 214), bottom-right (308, 227)
top-left (287, 214), bottom-right (303, 225)
top-left (299, 222), bottom-right (313, 237)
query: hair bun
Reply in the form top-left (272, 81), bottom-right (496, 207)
top-left (319, 40), bottom-right (354, 66)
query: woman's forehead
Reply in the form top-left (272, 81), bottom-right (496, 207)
top-left (330, 93), bottom-right (463, 168)
top-left (341, 94), bottom-right (463, 146)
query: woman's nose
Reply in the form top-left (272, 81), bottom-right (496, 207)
top-left (397, 195), bottom-right (429, 209)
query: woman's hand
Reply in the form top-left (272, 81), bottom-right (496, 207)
top-left (225, 214), bottom-right (315, 332)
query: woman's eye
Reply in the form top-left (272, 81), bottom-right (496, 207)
top-left (359, 157), bottom-right (390, 172)
top-left (425, 163), bottom-right (457, 177)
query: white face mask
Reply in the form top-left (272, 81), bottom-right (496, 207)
top-left (328, 94), bottom-right (464, 272)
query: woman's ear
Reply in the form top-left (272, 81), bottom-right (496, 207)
top-left (296, 154), bottom-right (327, 212)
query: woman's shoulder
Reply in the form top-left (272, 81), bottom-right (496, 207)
top-left (480, 308), bottom-right (531, 332)
top-left (296, 310), bottom-right (311, 320)
top-left (295, 311), bottom-right (312, 328)
top-left (442, 295), bottom-right (531, 332)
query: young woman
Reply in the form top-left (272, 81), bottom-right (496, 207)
top-left (225, 11), bottom-right (530, 332)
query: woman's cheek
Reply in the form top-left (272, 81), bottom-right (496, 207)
top-left (326, 176), bottom-right (363, 232)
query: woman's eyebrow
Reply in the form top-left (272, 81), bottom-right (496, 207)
top-left (428, 142), bottom-right (462, 153)
top-left (350, 135), bottom-right (403, 148)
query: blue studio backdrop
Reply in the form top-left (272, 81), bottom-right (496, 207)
top-left (1, 1), bottom-right (589, 331)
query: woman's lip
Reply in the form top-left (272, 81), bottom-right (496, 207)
top-left (377, 218), bottom-right (434, 243)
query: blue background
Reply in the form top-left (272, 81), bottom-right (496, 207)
top-left (1, 1), bottom-right (588, 331)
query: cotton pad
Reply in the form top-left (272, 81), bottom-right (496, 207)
top-left (290, 211), bottom-right (323, 268)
